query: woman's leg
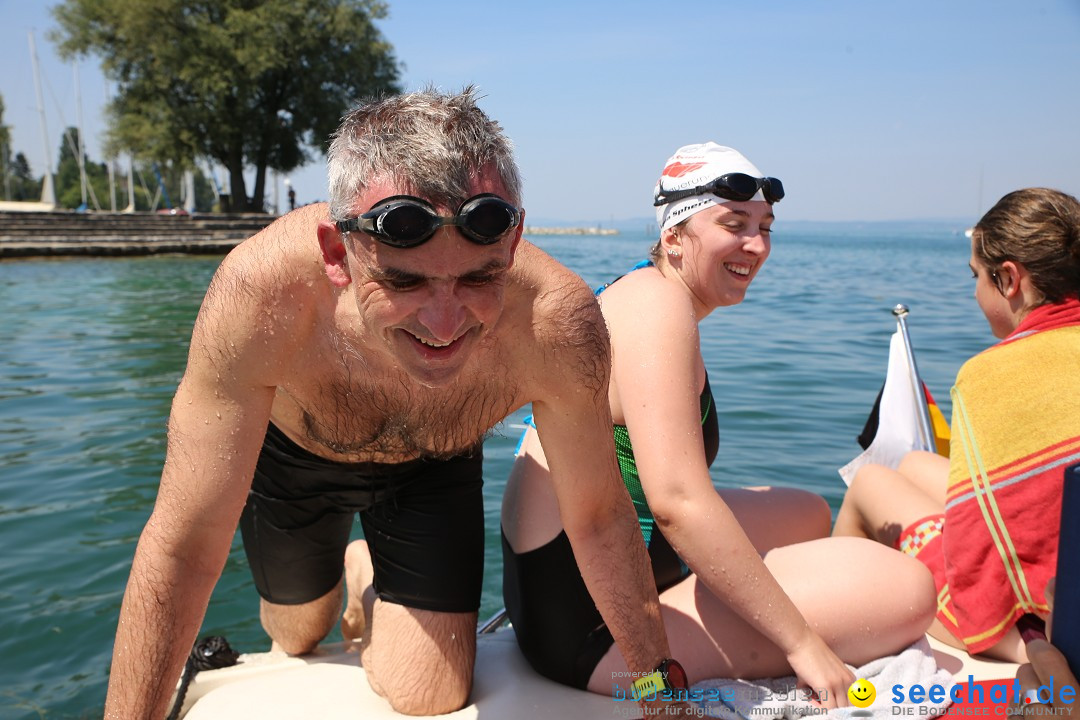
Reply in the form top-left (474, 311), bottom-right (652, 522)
top-left (587, 536), bottom-right (936, 691)
top-left (717, 486), bottom-right (832, 552)
top-left (832, 463), bottom-right (942, 547)
top-left (896, 451), bottom-right (950, 507)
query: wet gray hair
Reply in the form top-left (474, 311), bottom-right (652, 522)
top-left (326, 86), bottom-right (522, 222)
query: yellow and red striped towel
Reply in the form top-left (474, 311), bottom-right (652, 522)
top-left (942, 298), bottom-right (1080, 653)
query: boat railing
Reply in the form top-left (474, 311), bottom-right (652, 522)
top-left (477, 607), bottom-right (509, 635)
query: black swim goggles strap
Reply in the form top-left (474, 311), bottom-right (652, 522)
top-left (336, 193), bottom-right (522, 248)
top-left (653, 172), bottom-right (785, 207)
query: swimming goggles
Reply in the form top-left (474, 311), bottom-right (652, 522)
top-left (336, 193), bottom-right (522, 248)
top-left (653, 173), bottom-right (785, 206)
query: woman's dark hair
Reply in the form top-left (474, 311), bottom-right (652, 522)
top-left (973, 188), bottom-right (1080, 304)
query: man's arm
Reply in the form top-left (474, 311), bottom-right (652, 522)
top-left (105, 258), bottom-right (279, 719)
top-left (528, 284), bottom-right (672, 686)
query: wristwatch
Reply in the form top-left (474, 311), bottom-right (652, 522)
top-left (633, 658), bottom-right (689, 696)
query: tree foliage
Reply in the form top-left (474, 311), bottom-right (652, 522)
top-left (53, 126), bottom-right (217, 212)
top-left (0, 94), bottom-right (10, 155)
top-left (51, 0), bottom-right (401, 213)
top-left (0, 93), bottom-right (44, 202)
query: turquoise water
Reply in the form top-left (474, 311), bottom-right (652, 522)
top-left (0, 224), bottom-right (992, 718)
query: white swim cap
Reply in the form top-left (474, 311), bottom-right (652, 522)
top-left (654, 142), bottom-right (766, 232)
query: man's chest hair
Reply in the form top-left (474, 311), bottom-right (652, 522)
top-left (298, 365), bottom-right (521, 460)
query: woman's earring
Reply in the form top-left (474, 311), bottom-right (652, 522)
top-left (668, 249), bottom-right (680, 257)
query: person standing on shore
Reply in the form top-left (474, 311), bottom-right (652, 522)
top-left (104, 88), bottom-right (686, 718)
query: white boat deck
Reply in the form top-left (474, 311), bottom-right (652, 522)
top-left (176, 631), bottom-right (1020, 719)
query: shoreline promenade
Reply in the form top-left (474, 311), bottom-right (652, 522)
top-left (0, 212), bottom-right (619, 258)
top-left (0, 211), bottom-right (274, 258)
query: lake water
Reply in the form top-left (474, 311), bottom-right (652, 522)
top-left (0, 222), bottom-right (992, 718)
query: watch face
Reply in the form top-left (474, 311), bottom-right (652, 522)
top-left (661, 659), bottom-right (688, 691)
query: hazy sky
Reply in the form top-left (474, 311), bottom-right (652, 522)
top-left (2, 0), bottom-right (1078, 223)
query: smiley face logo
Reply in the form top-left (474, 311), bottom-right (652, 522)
top-left (848, 678), bottom-right (876, 708)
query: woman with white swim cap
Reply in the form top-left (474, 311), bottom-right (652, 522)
top-left (502, 143), bottom-right (937, 706)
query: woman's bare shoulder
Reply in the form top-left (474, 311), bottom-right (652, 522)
top-left (601, 266), bottom-right (698, 337)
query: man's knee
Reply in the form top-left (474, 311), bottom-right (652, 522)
top-left (363, 605), bottom-right (477, 715)
top-left (380, 672), bottom-right (471, 716)
top-left (260, 583), bottom-right (343, 655)
top-left (366, 646), bottom-right (473, 715)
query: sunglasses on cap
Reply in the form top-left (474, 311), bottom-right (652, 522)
top-left (653, 173), bottom-right (785, 207)
top-left (336, 193), bottom-right (522, 248)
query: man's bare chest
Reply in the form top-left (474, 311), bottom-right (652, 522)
top-left (274, 365), bottom-right (521, 463)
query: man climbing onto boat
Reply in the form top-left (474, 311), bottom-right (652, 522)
top-left (104, 88), bottom-right (686, 718)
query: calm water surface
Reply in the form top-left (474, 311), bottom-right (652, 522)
top-left (0, 224), bottom-right (992, 717)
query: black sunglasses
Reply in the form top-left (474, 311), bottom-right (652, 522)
top-left (653, 173), bottom-right (785, 207)
top-left (336, 193), bottom-right (522, 248)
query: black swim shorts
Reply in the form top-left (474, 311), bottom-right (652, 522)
top-left (239, 422), bottom-right (484, 613)
top-left (502, 527), bottom-right (689, 689)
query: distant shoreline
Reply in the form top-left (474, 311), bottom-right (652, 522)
top-left (524, 226), bottom-right (618, 236)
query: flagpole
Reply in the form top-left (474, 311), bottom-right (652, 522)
top-left (892, 304), bottom-right (935, 452)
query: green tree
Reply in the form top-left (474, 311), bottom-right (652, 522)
top-left (0, 94), bottom-right (10, 171)
top-left (104, 158), bottom-right (218, 213)
top-left (141, 160), bottom-right (218, 213)
top-left (1, 93), bottom-right (17, 201)
top-left (55, 126), bottom-right (116, 210)
top-left (9, 153), bottom-right (42, 201)
top-left (51, 0), bottom-right (401, 213)
top-left (1, 93), bottom-right (44, 202)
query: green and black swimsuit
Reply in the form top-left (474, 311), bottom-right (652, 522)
top-left (614, 375), bottom-right (719, 590)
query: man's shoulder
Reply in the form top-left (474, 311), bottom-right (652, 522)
top-left (215, 206), bottom-right (328, 299)
top-left (502, 241), bottom-right (607, 390)
top-left (236, 203), bottom-right (326, 260)
top-left (509, 240), bottom-right (596, 315)
top-left (194, 208), bottom-right (329, 351)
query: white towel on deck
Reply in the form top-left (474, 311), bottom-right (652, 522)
top-left (691, 637), bottom-right (953, 720)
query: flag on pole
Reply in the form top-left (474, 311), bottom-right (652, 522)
top-left (839, 321), bottom-right (950, 486)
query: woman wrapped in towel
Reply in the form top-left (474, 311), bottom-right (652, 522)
top-left (502, 143), bottom-right (937, 708)
top-left (835, 188), bottom-right (1080, 662)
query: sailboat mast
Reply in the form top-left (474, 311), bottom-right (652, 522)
top-left (124, 156), bottom-right (135, 213)
top-left (74, 63), bottom-right (88, 208)
top-left (104, 80), bottom-right (117, 212)
top-left (28, 31), bottom-right (56, 206)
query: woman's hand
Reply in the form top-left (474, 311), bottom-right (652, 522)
top-left (786, 630), bottom-right (856, 709)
